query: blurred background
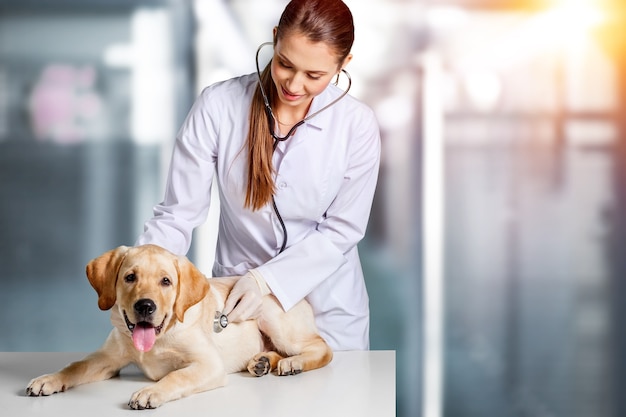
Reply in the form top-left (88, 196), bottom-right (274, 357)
top-left (1, 0), bottom-right (625, 416)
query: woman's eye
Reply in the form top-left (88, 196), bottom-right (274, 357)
top-left (307, 74), bottom-right (321, 80)
top-left (161, 277), bottom-right (172, 287)
top-left (124, 273), bottom-right (136, 283)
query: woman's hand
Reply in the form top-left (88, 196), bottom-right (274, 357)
top-left (223, 271), bottom-right (270, 322)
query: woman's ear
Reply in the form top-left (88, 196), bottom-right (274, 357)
top-left (273, 26), bottom-right (278, 45)
top-left (341, 53), bottom-right (353, 71)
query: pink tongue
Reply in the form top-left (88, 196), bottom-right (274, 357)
top-left (132, 325), bottom-right (156, 352)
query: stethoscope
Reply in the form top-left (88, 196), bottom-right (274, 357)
top-left (255, 41), bottom-right (351, 145)
top-left (255, 41), bottom-right (352, 254)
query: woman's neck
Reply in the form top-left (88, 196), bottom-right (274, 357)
top-left (273, 101), bottom-right (312, 126)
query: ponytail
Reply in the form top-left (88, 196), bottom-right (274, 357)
top-left (244, 64), bottom-right (276, 211)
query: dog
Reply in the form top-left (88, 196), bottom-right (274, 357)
top-left (26, 244), bottom-right (333, 409)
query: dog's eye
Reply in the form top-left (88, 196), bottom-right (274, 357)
top-left (124, 273), bottom-right (136, 283)
top-left (161, 277), bottom-right (172, 287)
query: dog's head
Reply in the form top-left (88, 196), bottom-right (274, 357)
top-left (85, 244), bottom-right (210, 352)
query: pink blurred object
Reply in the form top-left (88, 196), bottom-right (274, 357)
top-left (28, 64), bottom-right (102, 144)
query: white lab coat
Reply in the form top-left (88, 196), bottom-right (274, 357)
top-left (137, 73), bottom-right (381, 350)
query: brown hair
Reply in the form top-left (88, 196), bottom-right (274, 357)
top-left (244, 0), bottom-right (354, 210)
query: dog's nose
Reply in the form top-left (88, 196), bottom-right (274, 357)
top-left (134, 299), bottom-right (156, 317)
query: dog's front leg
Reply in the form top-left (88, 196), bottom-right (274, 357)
top-left (26, 349), bottom-right (128, 396)
top-left (128, 361), bottom-right (226, 409)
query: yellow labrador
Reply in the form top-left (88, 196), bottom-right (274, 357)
top-left (26, 244), bottom-right (332, 409)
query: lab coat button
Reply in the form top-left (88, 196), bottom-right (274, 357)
top-left (278, 182), bottom-right (287, 189)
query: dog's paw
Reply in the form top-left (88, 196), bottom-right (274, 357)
top-left (26, 374), bottom-right (66, 396)
top-left (247, 355), bottom-right (271, 377)
top-left (128, 387), bottom-right (166, 410)
top-left (277, 358), bottom-right (303, 376)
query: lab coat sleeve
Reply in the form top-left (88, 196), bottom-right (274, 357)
top-left (136, 91), bottom-right (218, 256)
top-left (256, 108), bottom-right (381, 311)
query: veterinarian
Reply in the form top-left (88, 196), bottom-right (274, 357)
top-left (136, 0), bottom-right (380, 351)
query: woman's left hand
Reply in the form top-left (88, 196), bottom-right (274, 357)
top-left (223, 272), bottom-right (265, 322)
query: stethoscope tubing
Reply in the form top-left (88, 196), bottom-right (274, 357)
top-left (255, 41), bottom-right (351, 143)
top-left (254, 41), bottom-right (352, 253)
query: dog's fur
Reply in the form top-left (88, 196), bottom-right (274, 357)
top-left (26, 244), bottom-right (332, 409)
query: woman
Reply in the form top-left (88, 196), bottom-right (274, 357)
top-left (136, 0), bottom-right (380, 351)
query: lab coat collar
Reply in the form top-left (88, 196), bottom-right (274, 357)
top-left (272, 81), bottom-right (347, 155)
top-left (303, 83), bottom-right (347, 131)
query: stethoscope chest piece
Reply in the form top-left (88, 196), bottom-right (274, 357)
top-left (214, 311), bottom-right (229, 333)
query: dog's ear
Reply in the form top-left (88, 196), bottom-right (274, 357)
top-left (174, 256), bottom-right (210, 322)
top-left (86, 246), bottom-right (130, 310)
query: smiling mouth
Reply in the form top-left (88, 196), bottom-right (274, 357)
top-left (124, 311), bottom-right (166, 352)
top-left (281, 86), bottom-right (301, 100)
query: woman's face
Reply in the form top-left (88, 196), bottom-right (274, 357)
top-left (271, 32), bottom-right (351, 114)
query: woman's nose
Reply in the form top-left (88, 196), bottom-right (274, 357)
top-left (287, 72), bottom-right (305, 91)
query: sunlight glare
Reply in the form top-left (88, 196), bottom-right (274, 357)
top-left (544, 0), bottom-right (607, 43)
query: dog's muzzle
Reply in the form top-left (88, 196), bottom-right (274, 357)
top-left (123, 310), bottom-right (166, 353)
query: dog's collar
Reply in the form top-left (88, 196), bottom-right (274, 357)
top-left (213, 311), bottom-right (228, 333)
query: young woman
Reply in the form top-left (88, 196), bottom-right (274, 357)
top-left (136, 0), bottom-right (381, 351)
